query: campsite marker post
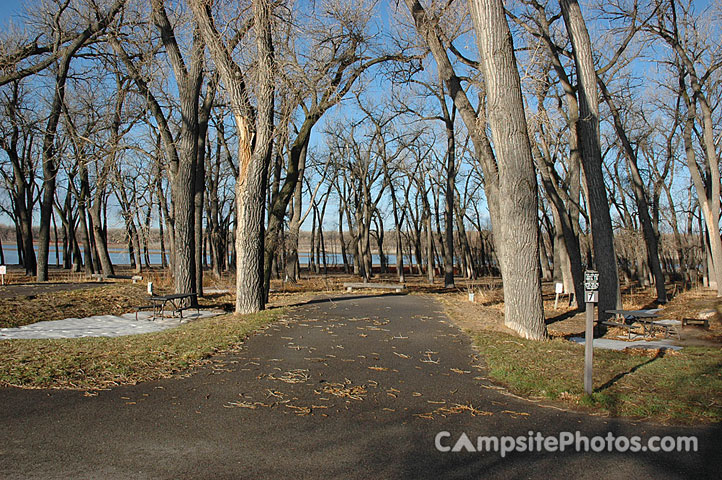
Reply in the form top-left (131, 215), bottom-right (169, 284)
top-left (584, 270), bottom-right (599, 395)
top-left (554, 282), bottom-right (563, 309)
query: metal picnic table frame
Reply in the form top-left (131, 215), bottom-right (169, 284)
top-left (136, 293), bottom-right (199, 321)
top-left (604, 309), bottom-right (662, 337)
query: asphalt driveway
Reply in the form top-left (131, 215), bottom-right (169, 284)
top-left (0, 294), bottom-right (719, 479)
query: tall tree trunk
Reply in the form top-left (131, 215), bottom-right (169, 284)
top-left (598, 77), bottom-right (666, 303)
top-left (89, 195), bottom-right (114, 276)
top-left (285, 152), bottom-right (305, 282)
top-left (168, 85), bottom-right (200, 300)
top-left (141, 203), bottom-right (152, 268)
top-left (374, 215), bottom-right (386, 274)
top-left (467, 0), bottom-right (546, 338)
top-left (52, 211), bottom-right (60, 268)
top-left (194, 77), bottom-right (217, 297)
top-left (675, 71), bottom-right (722, 293)
top-left (454, 203), bottom-right (476, 279)
top-left (191, 0), bottom-right (275, 312)
top-left (425, 211), bottom-right (434, 284)
top-left (560, 0), bottom-right (621, 318)
top-left (442, 102), bottom-right (456, 288)
top-left (16, 192), bottom-right (35, 275)
top-left (77, 166), bottom-right (94, 274)
top-left (406, 0), bottom-right (546, 338)
top-left (338, 200), bottom-right (350, 274)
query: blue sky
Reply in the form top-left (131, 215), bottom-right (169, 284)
top-left (0, 0), bottom-right (715, 235)
top-left (0, 0), bottom-right (25, 24)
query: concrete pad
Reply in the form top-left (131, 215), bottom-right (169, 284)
top-left (203, 288), bottom-right (230, 295)
top-left (570, 336), bottom-right (683, 351)
top-left (0, 310), bottom-right (223, 340)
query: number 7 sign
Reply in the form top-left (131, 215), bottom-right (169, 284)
top-left (585, 290), bottom-right (598, 303)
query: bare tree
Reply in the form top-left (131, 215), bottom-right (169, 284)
top-left (646, 0), bottom-right (722, 294)
top-left (403, 0), bottom-right (546, 339)
top-left (189, 0), bottom-right (275, 313)
top-left (35, 0), bottom-right (125, 281)
top-left (0, 80), bottom-right (38, 274)
top-left (264, 1), bottom-right (413, 294)
top-left (559, 0), bottom-right (621, 316)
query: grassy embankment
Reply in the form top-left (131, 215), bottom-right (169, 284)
top-left (468, 327), bottom-right (721, 424)
top-left (0, 284), bottom-right (282, 389)
top-left (0, 309), bottom-right (281, 390)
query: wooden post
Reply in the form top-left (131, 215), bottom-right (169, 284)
top-left (584, 297), bottom-right (594, 394)
top-left (584, 270), bottom-right (599, 395)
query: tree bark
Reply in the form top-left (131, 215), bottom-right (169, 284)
top-left (598, 76), bottom-right (666, 302)
top-left (151, 0), bottom-right (204, 302)
top-left (442, 100), bottom-right (456, 288)
top-left (194, 76), bottom-right (217, 296)
top-left (285, 146), bottom-right (306, 283)
top-left (560, 0), bottom-right (621, 318)
top-left (467, 0), bottom-right (546, 338)
top-left (405, 0), bottom-right (546, 338)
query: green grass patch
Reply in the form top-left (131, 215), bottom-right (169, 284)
top-left (0, 308), bottom-right (282, 390)
top-left (471, 330), bottom-right (722, 424)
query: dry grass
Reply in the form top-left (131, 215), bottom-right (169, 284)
top-left (0, 283), bottom-right (148, 328)
top-left (0, 278), bottom-right (246, 329)
top-left (440, 283), bottom-right (722, 425)
top-left (0, 308), bottom-right (282, 390)
top-left (469, 329), bottom-right (722, 424)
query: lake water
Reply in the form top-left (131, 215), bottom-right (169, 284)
top-left (0, 244), bottom-right (416, 267)
top-left (0, 243), bottom-right (170, 266)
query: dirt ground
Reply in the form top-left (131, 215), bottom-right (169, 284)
top-left (0, 282), bottom-right (107, 299)
top-left (1, 266), bottom-right (720, 346)
top-left (443, 281), bottom-right (722, 347)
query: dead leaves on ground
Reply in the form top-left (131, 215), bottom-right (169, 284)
top-left (316, 379), bottom-right (367, 401)
top-left (269, 369), bottom-right (310, 384)
top-left (414, 402), bottom-right (494, 420)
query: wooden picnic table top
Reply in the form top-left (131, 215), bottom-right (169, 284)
top-left (343, 282), bottom-right (405, 289)
top-left (151, 293), bottom-right (198, 301)
top-left (605, 309), bottom-right (661, 318)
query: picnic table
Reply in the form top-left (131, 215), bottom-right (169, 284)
top-left (343, 282), bottom-right (406, 293)
top-left (603, 309), bottom-right (680, 339)
top-left (136, 293), bottom-right (199, 321)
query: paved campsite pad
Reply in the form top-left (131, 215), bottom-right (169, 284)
top-left (0, 310), bottom-right (223, 339)
top-left (0, 295), bottom-right (719, 479)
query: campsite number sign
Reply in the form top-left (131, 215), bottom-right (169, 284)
top-left (584, 270), bottom-right (599, 304)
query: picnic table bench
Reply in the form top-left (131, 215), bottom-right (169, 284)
top-left (682, 309), bottom-right (714, 328)
top-left (136, 293), bottom-right (199, 321)
top-left (90, 273), bottom-right (143, 283)
top-left (603, 309), bottom-right (680, 339)
top-left (343, 282), bottom-right (406, 293)
top-left (597, 318), bottom-right (641, 340)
